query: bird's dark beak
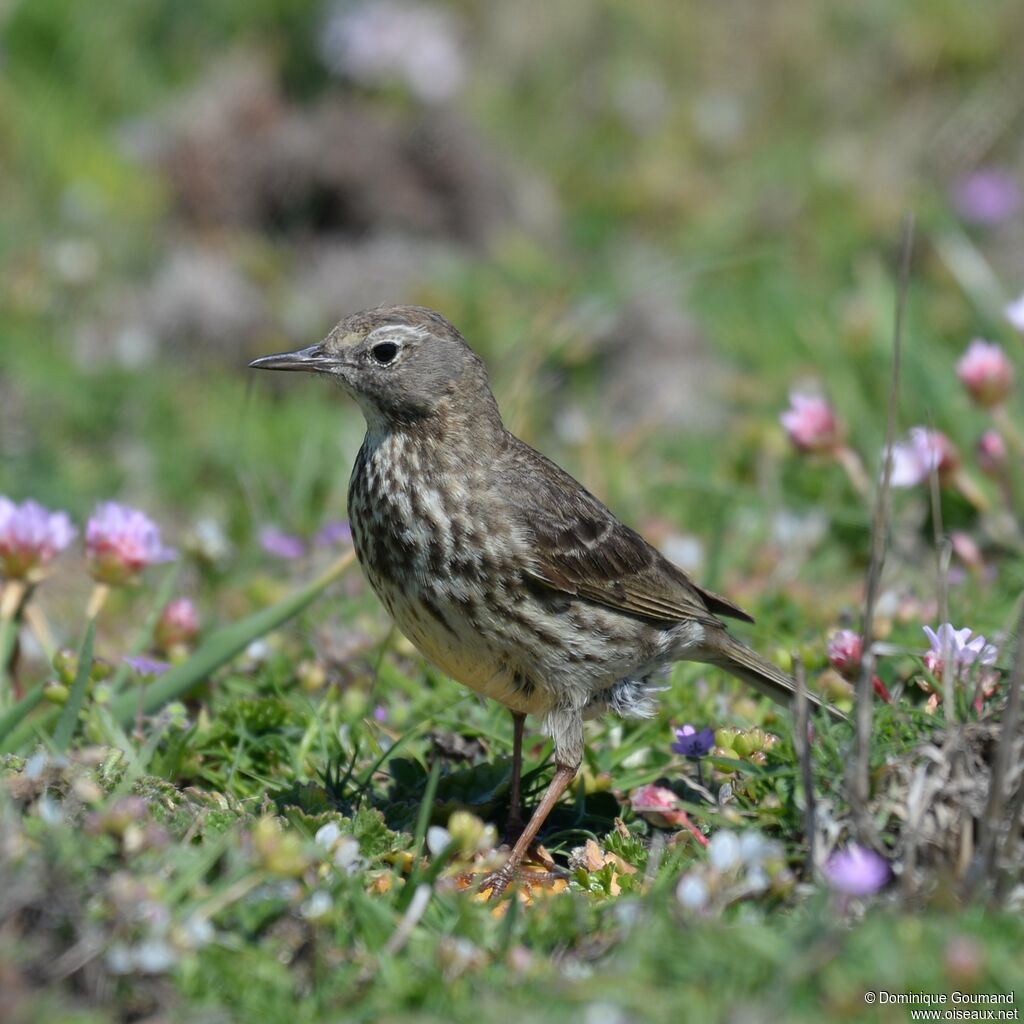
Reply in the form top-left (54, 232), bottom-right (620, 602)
top-left (249, 343), bottom-right (335, 373)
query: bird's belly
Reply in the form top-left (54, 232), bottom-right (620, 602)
top-left (381, 583), bottom-right (549, 715)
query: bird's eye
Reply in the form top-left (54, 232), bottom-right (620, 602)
top-left (370, 342), bottom-right (399, 365)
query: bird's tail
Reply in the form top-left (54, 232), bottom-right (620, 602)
top-left (703, 632), bottom-right (848, 723)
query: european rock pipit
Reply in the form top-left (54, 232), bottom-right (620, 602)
top-left (252, 305), bottom-right (839, 897)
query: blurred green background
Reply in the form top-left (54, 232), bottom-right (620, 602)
top-left (3, 3), bottom-right (1024, 1021)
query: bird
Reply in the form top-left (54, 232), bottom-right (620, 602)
top-left (250, 305), bottom-right (841, 898)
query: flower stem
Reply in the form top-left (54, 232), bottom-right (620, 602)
top-left (24, 605), bottom-right (57, 664)
top-left (85, 583), bottom-right (111, 622)
top-left (834, 445), bottom-right (871, 501)
top-left (0, 581), bottom-right (28, 710)
top-left (993, 406), bottom-right (1024, 455)
top-left (952, 469), bottom-right (990, 513)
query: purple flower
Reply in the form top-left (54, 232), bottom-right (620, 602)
top-left (314, 520), bottom-right (352, 547)
top-left (320, 1), bottom-right (465, 104)
top-left (86, 502), bottom-right (176, 585)
top-left (259, 527), bottom-right (306, 560)
top-left (124, 655), bottom-right (170, 677)
top-left (824, 844), bottom-right (890, 896)
top-left (923, 623), bottom-right (998, 680)
top-left (888, 427), bottom-right (957, 488)
top-left (672, 724), bottom-right (715, 758)
top-left (0, 497), bottom-right (76, 580)
top-left (951, 168), bottom-right (1021, 226)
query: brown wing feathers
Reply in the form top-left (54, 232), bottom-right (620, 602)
top-left (512, 441), bottom-right (754, 628)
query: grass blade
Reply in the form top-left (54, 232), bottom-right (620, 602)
top-left (52, 619), bottom-right (96, 752)
top-left (0, 686), bottom-right (45, 746)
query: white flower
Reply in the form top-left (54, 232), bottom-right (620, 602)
top-left (315, 822), bottom-right (342, 849)
top-left (676, 873), bottom-right (710, 910)
top-left (302, 891), bottom-right (334, 920)
top-left (333, 836), bottom-right (365, 875)
top-left (707, 830), bottom-right (742, 872)
top-left (1004, 293), bottom-right (1024, 334)
top-left (426, 825), bottom-right (451, 856)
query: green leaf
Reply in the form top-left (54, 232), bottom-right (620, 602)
top-left (53, 618), bottom-right (96, 752)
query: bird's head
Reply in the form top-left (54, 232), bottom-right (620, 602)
top-left (250, 305), bottom-right (498, 431)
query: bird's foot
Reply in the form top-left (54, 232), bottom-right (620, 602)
top-left (476, 846), bottom-right (566, 901)
top-left (478, 865), bottom-right (515, 901)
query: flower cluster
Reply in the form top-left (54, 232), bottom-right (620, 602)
top-left (676, 829), bottom-right (794, 914)
top-left (826, 629), bottom-right (862, 679)
top-left (956, 340), bottom-right (1014, 408)
top-left (888, 427), bottom-right (958, 488)
top-left (0, 497), bottom-right (76, 581)
top-left (780, 392), bottom-right (842, 454)
top-left (85, 502), bottom-right (177, 586)
top-left (155, 598), bottom-right (200, 652)
top-left (709, 726), bottom-right (777, 769)
top-left (922, 623), bottom-right (998, 679)
top-left (319, 1), bottom-right (465, 103)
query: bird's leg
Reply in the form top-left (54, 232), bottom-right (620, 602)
top-left (481, 762), bottom-right (578, 900)
top-left (480, 705), bottom-right (583, 899)
top-left (504, 711), bottom-right (527, 844)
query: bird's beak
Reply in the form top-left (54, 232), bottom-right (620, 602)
top-left (248, 343), bottom-right (335, 374)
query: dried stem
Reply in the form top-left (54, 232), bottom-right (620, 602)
top-left (851, 214), bottom-right (914, 843)
top-left (793, 656), bottom-right (817, 876)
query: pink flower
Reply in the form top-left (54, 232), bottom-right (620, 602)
top-left (1005, 294), bottom-right (1024, 334)
top-left (888, 428), bottom-right (958, 488)
top-left (155, 598), bottom-right (200, 651)
top-left (0, 497), bottom-right (76, 581)
top-left (630, 784), bottom-right (707, 846)
top-left (956, 339), bottom-right (1014, 408)
top-left (630, 784), bottom-right (688, 828)
top-left (976, 430), bottom-right (1008, 477)
top-left (780, 392), bottom-right (842, 453)
top-left (951, 168), bottom-right (1021, 226)
top-left (827, 630), bottom-right (862, 681)
top-left (923, 623), bottom-right (998, 680)
top-left (86, 502), bottom-right (176, 585)
top-left (824, 845), bottom-right (890, 897)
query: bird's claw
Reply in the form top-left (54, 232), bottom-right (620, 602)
top-left (478, 866), bottom-right (515, 901)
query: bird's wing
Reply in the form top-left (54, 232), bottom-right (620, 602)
top-left (507, 440), bottom-right (754, 627)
